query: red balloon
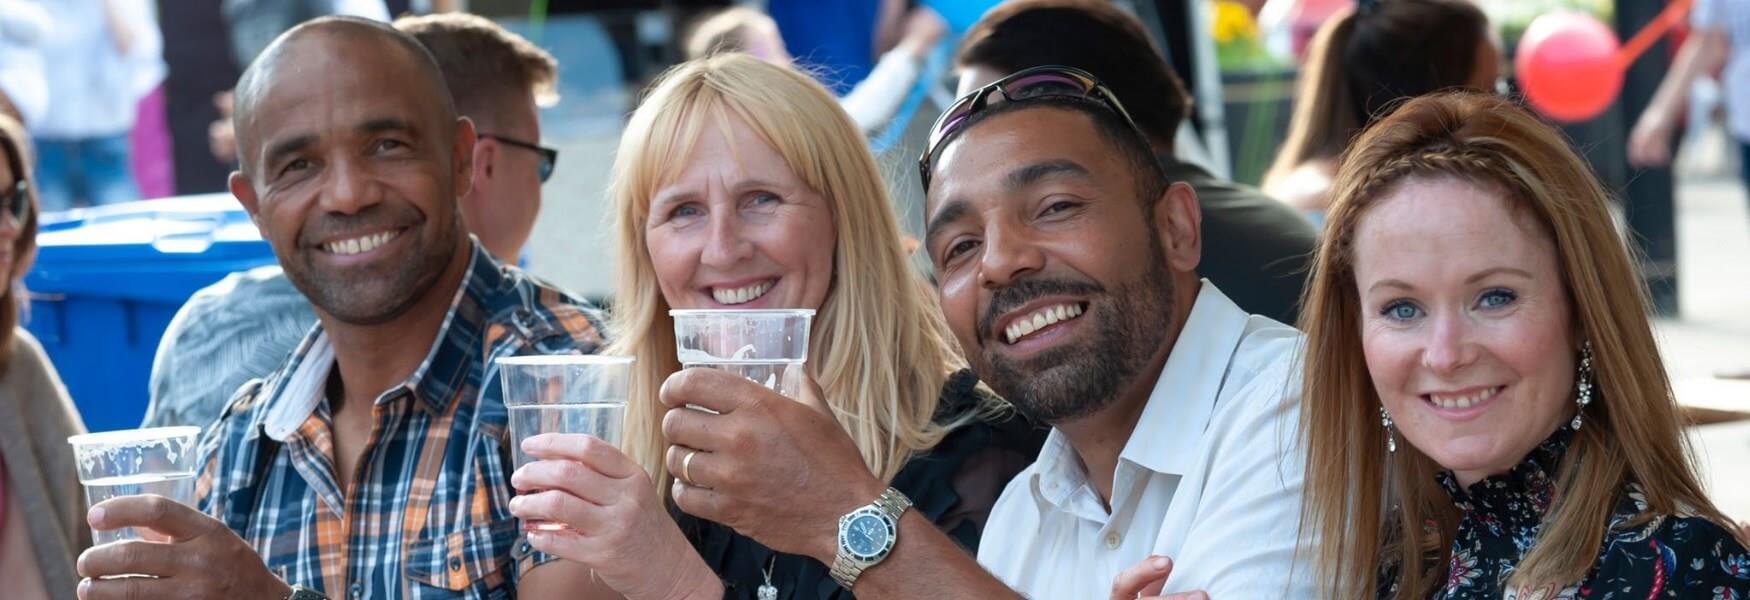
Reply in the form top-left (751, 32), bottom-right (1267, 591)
top-left (1515, 12), bottom-right (1623, 123)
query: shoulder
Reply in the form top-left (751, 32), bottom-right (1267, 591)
top-left (483, 265), bottom-right (610, 354)
top-left (1595, 487), bottom-right (1750, 593)
top-left (1221, 319), bottom-right (1304, 411)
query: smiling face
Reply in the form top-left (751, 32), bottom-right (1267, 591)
top-left (1352, 176), bottom-right (1576, 485)
top-left (644, 112), bottom-right (836, 312)
top-left (924, 106), bottom-right (1200, 424)
top-left (230, 30), bottom-right (473, 326)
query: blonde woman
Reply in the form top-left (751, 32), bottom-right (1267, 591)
top-left (1297, 90), bottom-right (1750, 599)
top-left (507, 54), bottom-right (1038, 599)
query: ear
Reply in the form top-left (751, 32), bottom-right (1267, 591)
top-left (229, 170), bottom-right (260, 225)
top-left (1155, 181), bottom-right (1202, 273)
top-left (452, 116), bottom-right (477, 200)
top-left (470, 134), bottom-right (497, 189)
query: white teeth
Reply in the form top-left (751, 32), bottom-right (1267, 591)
top-left (1429, 386), bottom-right (1499, 409)
top-left (323, 230), bottom-right (400, 256)
top-left (1002, 303), bottom-right (1085, 344)
top-left (711, 281), bottom-right (774, 305)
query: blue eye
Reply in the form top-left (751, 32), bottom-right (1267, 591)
top-left (1382, 301), bottom-right (1421, 321)
top-left (669, 204), bottom-right (702, 220)
top-left (751, 192), bottom-right (779, 205)
top-left (1478, 289), bottom-right (1517, 309)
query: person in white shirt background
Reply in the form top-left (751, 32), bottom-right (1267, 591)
top-left (0, 0), bottom-right (50, 127)
top-left (919, 69), bottom-right (1314, 599)
top-left (27, 0), bottom-right (162, 212)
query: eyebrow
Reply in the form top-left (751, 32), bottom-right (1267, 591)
top-left (262, 134), bottom-right (315, 172)
top-left (1005, 160), bottom-right (1092, 191)
top-left (1366, 267), bottom-right (1536, 294)
top-left (358, 117), bottom-right (415, 137)
top-left (924, 200), bottom-right (972, 249)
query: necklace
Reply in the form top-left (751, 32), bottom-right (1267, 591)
top-left (757, 555), bottom-right (777, 600)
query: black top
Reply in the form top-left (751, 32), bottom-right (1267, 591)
top-left (1381, 427), bottom-right (1750, 598)
top-left (675, 369), bottom-right (1046, 600)
top-left (1159, 157), bottom-right (1318, 326)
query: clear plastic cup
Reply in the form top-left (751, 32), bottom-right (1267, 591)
top-left (67, 426), bottom-right (203, 546)
top-left (669, 309), bottom-right (814, 398)
top-left (498, 354), bottom-right (634, 531)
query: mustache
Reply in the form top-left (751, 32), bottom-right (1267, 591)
top-left (976, 276), bottom-right (1105, 343)
top-left (296, 204), bottom-right (422, 248)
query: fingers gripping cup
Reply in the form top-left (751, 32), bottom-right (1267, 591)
top-left (669, 309), bottom-right (814, 398)
top-left (67, 426), bottom-right (202, 546)
top-left (497, 354), bottom-right (634, 532)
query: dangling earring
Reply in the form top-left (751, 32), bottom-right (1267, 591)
top-left (1381, 406), bottom-right (1397, 453)
top-left (1571, 341), bottom-right (1595, 430)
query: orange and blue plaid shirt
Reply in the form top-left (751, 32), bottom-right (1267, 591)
top-left (195, 242), bottom-right (606, 599)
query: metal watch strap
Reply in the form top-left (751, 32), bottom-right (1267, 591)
top-left (828, 487), bottom-right (913, 589)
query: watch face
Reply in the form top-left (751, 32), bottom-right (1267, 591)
top-left (843, 512), bottom-right (890, 557)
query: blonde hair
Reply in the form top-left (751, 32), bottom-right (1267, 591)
top-left (683, 7), bottom-right (778, 60)
top-left (1298, 91), bottom-right (1741, 599)
top-left (607, 54), bottom-right (993, 495)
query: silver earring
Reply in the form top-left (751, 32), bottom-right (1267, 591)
top-left (1571, 341), bottom-right (1595, 430)
top-left (1381, 406), bottom-right (1397, 453)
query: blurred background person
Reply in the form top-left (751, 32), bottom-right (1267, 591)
top-left (684, 4), bottom-right (945, 134)
top-left (0, 113), bottom-right (87, 600)
top-left (0, 0), bottom-right (50, 126)
top-left (28, 0), bottom-right (163, 212)
top-left (1628, 0), bottom-right (1744, 218)
top-left (1298, 91), bottom-right (1750, 599)
top-left (1261, 0), bottom-right (1498, 221)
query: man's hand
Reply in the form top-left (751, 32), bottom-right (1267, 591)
top-left (76, 495), bottom-right (291, 600)
top-left (660, 366), bottom-right (884, 564)
top-left (1110, 556), bottom-right (1209, 600)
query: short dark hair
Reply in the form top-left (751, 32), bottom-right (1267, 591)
top-left (955, 0), bottom-right (1189, 153)
top-left (927, 96), bottom-right (1167, 212)
top-left (394, 13), bottom-right (558, 132)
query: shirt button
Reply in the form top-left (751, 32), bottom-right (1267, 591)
top-left (349, 583), bottom-right (362, 599)
top-left (1104, 531), bottom-right (1121, 549)
top-left (449, 557), bottom-right (463, 571)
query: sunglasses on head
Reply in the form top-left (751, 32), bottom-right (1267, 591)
top-left (918, 65), bottom-right (1143, 190)
top-left (480, 133), bottom-right (559, 183)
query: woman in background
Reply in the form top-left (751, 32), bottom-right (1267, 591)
top-left (1262, 0), bottom-right (1498, 220)
top-left (0, 112), bottom-right (89, 600)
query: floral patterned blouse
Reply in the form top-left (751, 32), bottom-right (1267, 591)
top-left (1386, 427), bottom-right (1750, 599)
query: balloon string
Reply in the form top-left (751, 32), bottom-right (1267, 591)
top-left (1616, 0), bottom-right (1693, 69)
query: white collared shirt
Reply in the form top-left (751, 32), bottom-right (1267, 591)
top-left (977, 281), bottom-right (1314, 598)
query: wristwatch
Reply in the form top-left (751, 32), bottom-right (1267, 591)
top-left (285, 585), bottom-right (328, 600)
top-left (828, 487), bottom-right (912, 589)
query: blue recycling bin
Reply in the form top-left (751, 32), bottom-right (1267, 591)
top-left (24, 195), bottom-right (278, 433)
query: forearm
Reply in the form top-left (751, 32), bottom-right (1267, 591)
top-left (1646, 31), bottom-right (1729, 120)
top-left (838, 512), bottom-right (1022, 600)
top-left (99, 0), bottom-right (135, 55)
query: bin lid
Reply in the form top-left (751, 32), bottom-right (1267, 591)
top-left (25, 195), bottom-right (278, 303)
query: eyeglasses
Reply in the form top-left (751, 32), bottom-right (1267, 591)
top-left (479, 134), bottom-right (559, 183)
top-left (918, 65), bottom-right (1143, 190)
top-left (0, 177), bottom-right (28, 224)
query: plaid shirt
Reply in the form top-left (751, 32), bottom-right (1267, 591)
top-left (195, 242), bottom-right (607, 599)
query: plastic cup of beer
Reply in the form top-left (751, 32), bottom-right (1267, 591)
top-left (669, 309), bottom-right (813, 398)
top-left (498, 354), bottom-right (634, 532)
top-left (67, 426), bottom-right (203, 546)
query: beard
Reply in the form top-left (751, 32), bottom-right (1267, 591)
top-left (975, 230), bottom-right (1176, 425)
top-left (279, 202), bottom-right (461, 326)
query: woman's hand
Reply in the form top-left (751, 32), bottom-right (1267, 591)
top-left (510, 433), bottom-right (722, 600)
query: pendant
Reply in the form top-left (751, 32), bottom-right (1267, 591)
top-left (757, 583), bottom-right (777, 600)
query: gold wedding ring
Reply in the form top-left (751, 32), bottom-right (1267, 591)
top-left (682, 450), bottom-right (698, 487)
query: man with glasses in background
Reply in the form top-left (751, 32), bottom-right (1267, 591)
top-left (144, 13), bottom-right (561, 430)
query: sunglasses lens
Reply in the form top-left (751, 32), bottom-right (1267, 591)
top-left (1002, 73), bottom-right (1090, 100)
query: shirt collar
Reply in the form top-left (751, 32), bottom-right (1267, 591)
top-left (1119, 280), bottom-right (1250, 476)
top-left (1026, 280), bottom-right (1253, 504)
top-left (261, 242), bottom-right (495, 439)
